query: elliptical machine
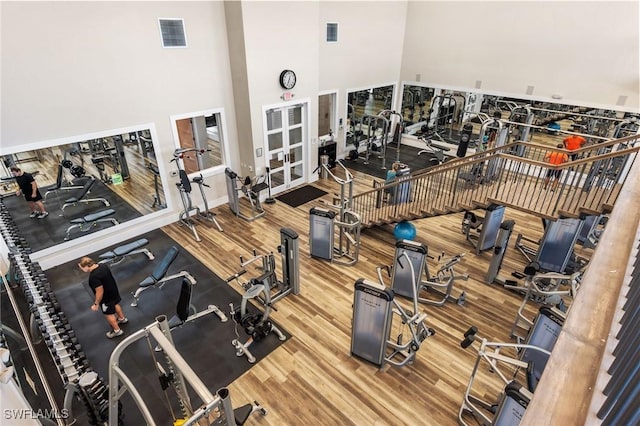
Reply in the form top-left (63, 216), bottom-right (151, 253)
top-left (171, 148), bottom-right (223, 242)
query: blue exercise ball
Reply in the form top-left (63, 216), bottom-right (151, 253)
top-left (393, 221), bottom-right (417, 241)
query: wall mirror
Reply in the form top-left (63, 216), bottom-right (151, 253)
top-left (173, 111), bottom-right (227, 175)
top-left (400, 83), bottom-right (640, 152)
top-left (346, 84), bottom-right (395, 152)
top-left (0, 128), bottom-right (166, 253)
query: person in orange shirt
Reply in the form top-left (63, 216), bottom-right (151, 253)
top-left (563, 134), bottom-right (586, 160)
top-left (543, 144), bottom-right (569, 191)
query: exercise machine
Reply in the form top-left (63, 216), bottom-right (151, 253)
top-left (458, 327), bottom-right (552, 426)
top-left (485, 219), bottom-right (516, 285)
top-left (510, 268), bottom-right (580, 341)
top-left (418, 134), bottom-right (451, 165)
top-left (146, 160), bottom-right (165, 209)
top-left (309, 160), bottom-right (361, 265)
top-left (461, 204), bottom-right (506, 254)
top-left (108, 315), bottom-right (265, 425)
top-left (131, 246), bottom-right (196, 307)
top-left (172, 148), bottom-right (223, 242)
top-left (377, 239), bottom-right (467, 307)
top-left (64, 209), bottom-right (119, 241)
top-left (229, 279), bottom-right (287, 364)
top-left (353, 114), bottom-right (390, 169)
top-left (224, 168), bottom-right (268, 221)
top-left (226, 227), bottom-right (300, 307)
top-left (98, 238), bottom-right (154, 265)
top-left (515, 216), bottom-right (585, 273)
top-left (351, 253), bottom-right (434, 367)
top-left (87, 136), bottom-right (130, 181)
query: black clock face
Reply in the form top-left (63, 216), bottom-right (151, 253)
top-left (280, 70), bottom-right (296, 89)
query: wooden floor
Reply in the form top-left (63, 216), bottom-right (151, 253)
top-left (160, 168), bottom-right (589, 425)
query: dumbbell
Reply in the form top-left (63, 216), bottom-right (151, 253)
top-left (460, 326), bottom-right (478, 349)
top-left (55, 349), bottom-right (87, 365)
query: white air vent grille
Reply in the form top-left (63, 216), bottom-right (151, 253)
top-left (326, 23), bottom-right (338, 43)
top-left (159, 19), bottom-right (187, 48)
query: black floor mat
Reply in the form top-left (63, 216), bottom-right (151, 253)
top-left (276, 185), bottom-right (328, 208)
top-left (45, 229), bottom-right (290, 424)
top-left (344, 143), bottom-right (454, 179)
top-left (1, 179), bottom-right (143, 252)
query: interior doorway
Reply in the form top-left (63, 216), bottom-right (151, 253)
top-left (263, 101), bottom-right (308, 195)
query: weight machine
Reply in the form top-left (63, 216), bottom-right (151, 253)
top-left (171, 148), bottom-right (223, 242)
top-left (350, 252), bottom-right (434, 367)
top-left (378, 109), bottom-right (404, 165)
top-left (458, 326), bottom-right (552, 426)
top-left (108, 315), bottom-right (266, 425)
top-left (224, 168), bottom-right (269, 222)
top-left (87, 136), bottom-right (130, 181)
top-left (353, 114), bottom-right (390, 169)
top-left (514, 217), bottom-right (585, 273)
top-left (510, 267), bottom-right (580, 341)
top-left (461, 204), bottom-right (506, 255)
top-left (377, 239), bottom-right (467, 307)
top-left (226, 227), bottom-right (300, 307)
top-left (229, 279), bottom-right (287, 364)
top-left (309, 161), bottom-right (361, 265)
top-left (485, 219), bottom-right (516, 285)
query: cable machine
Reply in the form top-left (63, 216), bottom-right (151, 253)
top-left (309, 161), bottom-right (361, 265)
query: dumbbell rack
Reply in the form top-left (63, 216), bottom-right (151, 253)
top-left (0, 199), bottom-right (122, 425)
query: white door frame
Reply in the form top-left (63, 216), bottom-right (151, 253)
top-left (261, 98), bottom-right (311, 194)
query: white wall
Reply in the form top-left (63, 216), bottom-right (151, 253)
top-left (319, 1), bottom-right (409, 154)
top-left (401, 1), bottom-right (640, 111)
top-left (240, 1), bottom-right (321, 177)
top-left (0, 1), bottom-right (237, 265)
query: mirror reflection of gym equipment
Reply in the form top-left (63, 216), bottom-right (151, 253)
top-left (0, 129), bottom-right (166, 252)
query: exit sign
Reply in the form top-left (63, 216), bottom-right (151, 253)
top-left (281, 92), bottom-right (295, 101)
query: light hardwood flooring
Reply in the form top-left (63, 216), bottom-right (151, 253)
top-left (161, 168), bottom-right (590, 426)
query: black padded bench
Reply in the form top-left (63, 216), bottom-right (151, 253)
top-left (98, 238), bottom-right (154, 265)
top-left (61, 177), bottom-right (110, 211)
top-left (131, 246), bottom-right (196, 307)
top-left (64, 209), bottom-right (119, 240)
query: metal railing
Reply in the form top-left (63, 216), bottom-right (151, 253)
top-left (352, 134), bottom-right (640, 226)
top-left (521, 137), bottom-right (640, 425)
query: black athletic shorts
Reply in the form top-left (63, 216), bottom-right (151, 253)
top-left (24, 190), bottom-right (43, 202)
top-left (100, 297), bottom-right (122, 315)
top-left (546, 169), bottom-right (562, 179)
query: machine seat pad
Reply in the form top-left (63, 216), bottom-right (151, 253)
top-left (69, 209), bottom-right (115, 224)
top-left (99, 238), bottom-right (148, 259)
top-left (138, 246), bottom-right (179, 288)
top-left (252, 182), bottom-right (269, 192)
top-left (430, 142), bottom-right (451, 152)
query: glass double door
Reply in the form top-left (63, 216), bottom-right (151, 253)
top-left (265, 103), bottom-right (306, 194)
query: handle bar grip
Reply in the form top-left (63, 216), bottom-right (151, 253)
top-left (461, 336), bottom-right (474, 349)
top-left (464, 326), bottom-right (477, 338)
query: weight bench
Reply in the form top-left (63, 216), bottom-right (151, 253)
top-left (98, 238), bottom-right (154, 265)
top-left (43, 164), bottom-right (86, 200)
top-left (418, 137), bottom-right (451, 165)
top-left (131, 246), bottom-right (196, 307)
top-left (61, 177), bottom-right (110, 211)
top-left (64, 209), bottom-right (119, 241)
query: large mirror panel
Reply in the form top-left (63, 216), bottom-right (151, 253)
top-left (400, 84), bottom-right (640, 154)
top-left (0, 128), bottom-right (166, 252)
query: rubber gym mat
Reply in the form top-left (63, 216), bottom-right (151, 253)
top-left (276, 184), bottom-right (328, 208)
top-left (1, 179), bottom-right (143, 253)
top-left (45, 229), bottom-right (291, 424)
top-left (344, 143), bottom-right (453, 180)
